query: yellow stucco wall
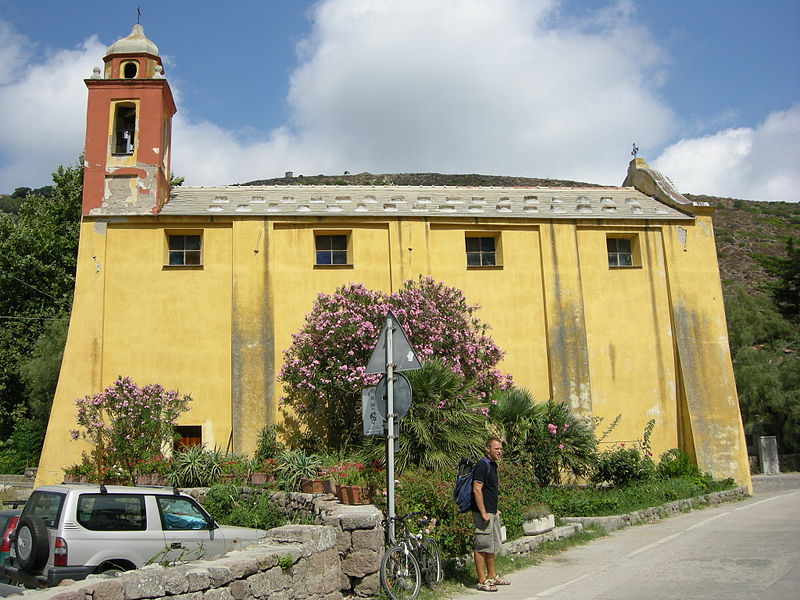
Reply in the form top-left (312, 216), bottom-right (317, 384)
top-left (37, 213), bottom-right (751, 491)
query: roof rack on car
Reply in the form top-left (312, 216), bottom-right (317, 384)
top-left (2, 500), bottom-right (26, 508)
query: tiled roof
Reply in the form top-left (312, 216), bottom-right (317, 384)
top-left (160, 185), bottom-right (692, 220)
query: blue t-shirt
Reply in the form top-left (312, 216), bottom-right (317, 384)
top-left (472, 457), bottom-right (499, 514)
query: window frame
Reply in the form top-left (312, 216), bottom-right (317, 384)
top-left (314, 231), bottom-right (352, 267)
top-left (165, 231), bottom-right (203, 268)
top-left (112, 101), bottom-right (137, 155)
top-left (606, 234), bottom-right (641, 268)
top-left (465, 233), bottom-right (502, 268)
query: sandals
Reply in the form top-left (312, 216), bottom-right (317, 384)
top-left (491, 576), bottom-right (511, 586)
top-left (477, 580), bottom-right (498, 592)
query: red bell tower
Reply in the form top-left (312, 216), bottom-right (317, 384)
top-left (82, 24), bottom-right (176, 216)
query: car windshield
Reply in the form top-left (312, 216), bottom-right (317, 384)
top-left (22, 491), bottom-right (65, 528)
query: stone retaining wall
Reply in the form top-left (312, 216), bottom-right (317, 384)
top-left (184, 488), bottom-right (384, 597)
top-left (561, 486), bottom-right (749, 531)
top-left (18, 525), bottom-right (341, 600)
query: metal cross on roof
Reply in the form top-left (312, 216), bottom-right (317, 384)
top-left (631, 143), bottom-right (639, 158)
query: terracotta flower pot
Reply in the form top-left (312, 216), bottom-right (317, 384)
top-left (300, 477), bottom-right (325, 494)
top-left (322, 478), bottom-right (337, 495)
top-left (340, 485), bottom-right (371, 505)
top-left (249, 472), bottom-right (275, 485)
top-left (336, 484), bottom-right (349, 504)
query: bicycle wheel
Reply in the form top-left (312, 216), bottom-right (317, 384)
top-left (380, 544), bottom-right (421, 600)
top-left (419, 538), bottom-right (443, 589)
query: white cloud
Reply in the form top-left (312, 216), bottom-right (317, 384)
top-left (173, 0), bottom-right (676, 186)
top-left (653, 104), bottom-right (800, 202)
top-left (2, 2), bottom-right (796, 203)
top-left (0, 27), bottom-right (104, 189)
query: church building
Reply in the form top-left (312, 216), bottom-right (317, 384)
top-left (37, 25), bottom-right (751, 490)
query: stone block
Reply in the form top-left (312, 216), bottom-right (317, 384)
top-left (83, 579), bottom-right (125, 600)
top-left (166, 593), bottom-right (203, 600)
top-left (338, 508), bottom-right (382, 531)
top-left (119, 568), bottom-right (165, 599)
top-left (163, 567), bottom-right (190, 595)
top-left (354, 572), bottom-right (380, 597)
top-left (185, 569), bottom-right (211, 593)
top-left (202, 588), bottom-right (232, 600)
top-left (207, 566), bottom-right (233, 588)
top-left (340, 549), bottom-right (379, 578)
top-left (227, 580), bottom-right (250, 600)
top-left (351, 528), bottom-right (382, 552)
top-left (336, 529), bottom-right (352, 554)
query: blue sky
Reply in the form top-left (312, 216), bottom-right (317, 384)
top-left (0, 0), bottom-right (798, 201)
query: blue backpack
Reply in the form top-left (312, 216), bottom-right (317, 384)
top-left (453, 456), bottom-right (487, 513)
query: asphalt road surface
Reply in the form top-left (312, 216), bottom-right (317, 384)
top-left (453, 474), bottom-right (800, 600)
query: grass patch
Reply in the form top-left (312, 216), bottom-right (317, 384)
top-left (532, 477), bottom-right (736, 517)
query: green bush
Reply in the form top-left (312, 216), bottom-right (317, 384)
top-left (594, 445), bottom-right (655, 487)
top-left (656, 448), bottom-right (701, 479)
top-left (254, 425), bottom-right (284, 463)
top-left (203, 484), bottom-right (286, 531)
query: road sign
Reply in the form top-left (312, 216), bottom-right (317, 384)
top-left (365, 311), bottom-right (422, 374)
top-left (374, 373), bottom-right (412, 420)
top-left (361, 387), bottom-right (383, 436)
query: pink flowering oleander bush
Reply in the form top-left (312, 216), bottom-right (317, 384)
top-left (279, 276), bottom-right (510, 449)
top-left (70, 376), bottom-right (191, 485)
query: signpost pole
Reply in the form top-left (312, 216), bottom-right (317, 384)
top-left (386, 315), bottom-right (396, 544)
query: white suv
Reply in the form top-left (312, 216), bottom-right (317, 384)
top-left (4, 484), bottom-right (266, 588)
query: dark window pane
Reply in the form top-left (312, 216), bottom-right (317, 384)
top-left (607, 238), bottom-right (616, 252)
top-left (185, 251), bottom-right (201, 265)
top-left (467, 253), bottom-right (481, 266)
top-left (332, 251), bottom-right (347, 265)
top-left (619, 253), bottom-right (632, 266)
top-left (481, 238), bottom-right (495, 252)
top-left (315, 236), bottom-right (329, 251)
top-left (331, 235), bottom-right (347, 250)
top-left (168, 236), bottom-right (183, 250)
top-left (316, 251), bottom-right (331, 265)
top-left (617, 238), bottom-right (631, 252)
top-left (169, 251), bottom-right (183, 265)
top-left (466, 238), bottom-right (480, 252)
top-left (185, 235), bottom-right (201, 250)
top-left (608, 253), bottom-right (619, 267)
top-left (483, 253), bottom-right (496, 266)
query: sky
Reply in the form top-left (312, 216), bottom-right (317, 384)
top-left (0, 0), bottom-right (798, 202)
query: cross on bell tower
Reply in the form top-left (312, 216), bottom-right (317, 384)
top-left (82, 24), bottom-right (176, 216)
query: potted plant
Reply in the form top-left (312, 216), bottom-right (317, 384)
top-left (336, 461), bottom-right (377, 505)
top-left (276, 449), bottom-right (323, 492)
top-left (135, 454), bottom-right (169, 486)
top-left (220, 454), bottom-right (251, 483)
top-left (63, 462), bottom-right (92, 483)
top-left (250, 458), bottom-right (277, 485)
top-left (522, 502), bottom-right (555, 535)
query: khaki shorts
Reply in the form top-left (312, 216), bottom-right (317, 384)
top-left (472, 512), bottom-right (501, 554)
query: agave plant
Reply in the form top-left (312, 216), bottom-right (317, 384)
top-left (276, 448), bottom-right (323, 491)
top-left (167, 443), bottom-right (223, 487)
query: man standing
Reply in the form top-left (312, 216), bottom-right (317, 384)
top-left (472, 437), bottom-right (510, 591)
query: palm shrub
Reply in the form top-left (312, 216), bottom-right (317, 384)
top-left (369, 359), bottom-right (488, 471)
top-left (526, 400), bottom-right (598, 485)
top-left (488, 386), bottom-right (541, 463)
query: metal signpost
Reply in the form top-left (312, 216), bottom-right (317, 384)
top-left (365, 311), bottom-right (421, 544)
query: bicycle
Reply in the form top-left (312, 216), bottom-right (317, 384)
top-left (380, 512), bottom-right (443, 600)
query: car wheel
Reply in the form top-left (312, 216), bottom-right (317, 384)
top-left (14, 516), bottom-right (49, 571)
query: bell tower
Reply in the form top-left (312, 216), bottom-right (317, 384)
top-left (82, 24), bottom-right (176, 215)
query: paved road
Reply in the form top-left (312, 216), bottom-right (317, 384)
top-left (452, 474), bottom-right (800, 600)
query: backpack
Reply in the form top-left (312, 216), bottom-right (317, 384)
top-left (453, 456), bottom-right (486, 513)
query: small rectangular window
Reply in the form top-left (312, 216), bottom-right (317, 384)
top-left (315, 234), bottom-right (349, 265)
top-left (606, 235), bottom-right (641, 268)
top-left (168, 234), bottom-right (202, 266)
top-left (466, 236), bottom-right (497, 267)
